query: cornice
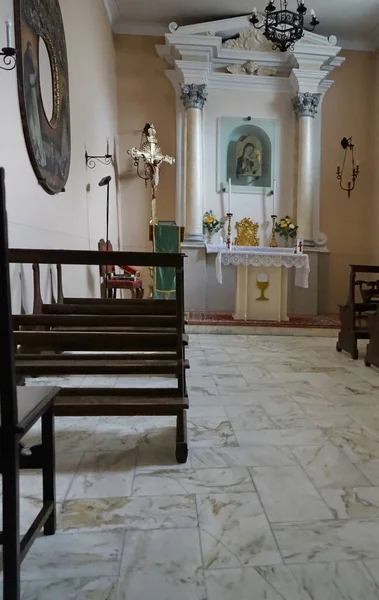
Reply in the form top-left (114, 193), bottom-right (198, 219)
top-left (103, 0), bottom-right (120, 27)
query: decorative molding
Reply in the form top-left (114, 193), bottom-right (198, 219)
top-left (222, 28), bottom-right (273, 52)
top-left (226, 61), bottom-right (276, 76)
top-left (292, 92), bottom-right (321, 118)
top-left (180, 83), bottom-right (208, 109)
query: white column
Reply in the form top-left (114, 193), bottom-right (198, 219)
top-left (180, 83), bottom-right (207, 244)
top-left (292, 92), bottom-right (321, 245)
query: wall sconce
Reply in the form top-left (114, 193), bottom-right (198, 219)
top-left (85, 141), bottom-right (112, 169)
top-left (1, 19), bottom-right (16, 71)
top-left (336, 137), bottom-right (360, 199)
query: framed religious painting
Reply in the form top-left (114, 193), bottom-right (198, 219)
top-left (14, 0), bottom-right (71, 194)
top-left (217, 117), bottom-right (276, 195)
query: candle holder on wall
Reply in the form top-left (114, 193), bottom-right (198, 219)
top-left (1, 20), bottom-right (16, 72)
top-left (85, 142), bottom-right (112, 169)
top-left (336, 137), bottom-right (360, 199)
top-left (0, 46), bottom-right (16, 71)
top-left (269, 215), bottom-right (278, 248)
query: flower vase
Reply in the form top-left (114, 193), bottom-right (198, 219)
top-left (205, 231), bottom-right (213, 245)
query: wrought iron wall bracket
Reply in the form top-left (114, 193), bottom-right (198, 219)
top-left (85, 150), bottom-right (113, 169)
top-left (0, 47), bottom-right (16, 71)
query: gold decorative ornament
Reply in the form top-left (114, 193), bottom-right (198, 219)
top-left (234, 217), bottom-right (260, 247)
top-left (256, 272), bottom-right (269, 301)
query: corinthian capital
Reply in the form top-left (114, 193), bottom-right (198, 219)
top-left (292, 92), bottom-right (321, 118)
top-left (180, 83), bottom-right (207, 110)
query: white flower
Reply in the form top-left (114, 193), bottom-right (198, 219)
top-left (289, 224), bottom-right (295, 229)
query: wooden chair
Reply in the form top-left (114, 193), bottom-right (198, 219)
top-left (0, 167), bottom-right (60, 600)
top-left (336, 264), bottom-right (379, 359)
top-left (98, 239), bottom-right (144, 299)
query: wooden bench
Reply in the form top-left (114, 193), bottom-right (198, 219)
top-left (1, 167), bottom-right (60, 600)
top-left (336, 264), bottom-right (379, 359)
top-left (10, 248), bottom-right (189, 463)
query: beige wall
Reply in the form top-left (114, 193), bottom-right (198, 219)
top-left (320, 50), bottom-right (374, 313)
top-left (372, 50), bottom-right (379, 262)
top-left (0, 0), bottom-right (118, 310)
top-left (115, 35), bottom-right (176, 253)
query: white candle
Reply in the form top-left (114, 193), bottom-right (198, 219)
top-left (273, 178), bottom-right (277, 215)
top-left (6, 19), bottom-right (14, 48)
top-left (311, 9), bottom-right (316, 17)
top-left (228, 178), bottom-right (232, 214)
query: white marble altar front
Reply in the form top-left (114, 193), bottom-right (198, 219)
top-left (12, 334), bottom-right (379, 599)
top-left (207, 245), bottom-right (310, 321)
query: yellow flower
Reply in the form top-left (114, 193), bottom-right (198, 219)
top-left (206, 217), bottom-right (213, 223)
top-left (280, 223), bottom-right (286, 228)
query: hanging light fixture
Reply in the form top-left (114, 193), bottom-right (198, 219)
top-left (249, 1), bottom-right (320, 53)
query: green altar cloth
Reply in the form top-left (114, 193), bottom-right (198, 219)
top-left (153, 223), bottom-right (180, 300)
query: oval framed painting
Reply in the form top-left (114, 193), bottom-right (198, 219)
top-left (14, 0), bottom-right (71, 194)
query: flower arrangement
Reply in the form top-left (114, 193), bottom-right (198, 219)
top-left (275, 216), bottom-right (298, 239)
top-left (203, 210), bottom-right (222, 235)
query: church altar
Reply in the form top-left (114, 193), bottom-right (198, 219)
top-left (206, 245), bottom-right (310, 321)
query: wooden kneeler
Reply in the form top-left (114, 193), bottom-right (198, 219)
top-left (0, 167), bottom-right (60, 600)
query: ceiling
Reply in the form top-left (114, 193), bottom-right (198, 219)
top-left (105, 0), bottom-right (379, 50)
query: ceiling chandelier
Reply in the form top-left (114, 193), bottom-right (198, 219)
top-left (249, 1), bottom-right (320, 52)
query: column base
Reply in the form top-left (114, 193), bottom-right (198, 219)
top-left (183, 232), bottom-right (204, 245)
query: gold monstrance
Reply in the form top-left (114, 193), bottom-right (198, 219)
top-left (127, 124), bottom-right (175, 226)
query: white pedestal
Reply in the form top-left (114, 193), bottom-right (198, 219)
top-left (235, 265), bottom-right (289, 322)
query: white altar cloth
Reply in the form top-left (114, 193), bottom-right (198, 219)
top-left (206, 246), bottom-right (310, 289)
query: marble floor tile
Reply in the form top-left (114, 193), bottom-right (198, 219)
top-left (301, 406), bottom-right (357, 429)
top-left (320, 487), bottom-right (379, 519)
top-left (132, 467), bottom-right (255, 496)
top-left (22, 576), bottom-right (118, 600)
top-left (235, 428), bottom-right (326, 447)
top-left (188, 405), bottom-right (228, 418)
top-left (197, 492), bottom-right (282, 569)
top-left (190, 446), bottom-right (296, 469)
top-left (290, 444), bottom-right (371, 489)
top-left (190, 392), bottom-right (260, 406)
top-left (224, 405), bottom-right (276, 431)
top-left (289, 561), bottom-right (379, 600)
top-left (187, 374), bottom-right (219, 397)
top-left (17, 450), bottom-right (83, 503)
top-left (188, 416), bottom-right (238, 447)
top-left (357, 461), bottom-right (379, 485)
top-left (59, 495), bottom-right (198, 532)
top-left (238, 365), bottom-right (275, 382)
top-left (272, 518), bottom-right (379, 563)
top-left (250, 466), bottom-right (333, 522)
top-left (136, 440), bottom-right (193, 471)
top-left (364, 559), bottom-right (379, 586)
top-left (21, 531), bottom-right (125, 580)
top-left (205, 566), bottom-right (312, 600)
top-left (66, 450), bottom-right (136, 500)
top-left (116, 529), bottom-right (206, 600)
top-left (325, 428), bottom-right (379, 463)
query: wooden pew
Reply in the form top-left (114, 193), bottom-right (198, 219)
top-left (10, 248), bottom-right (189, 463)
top-left (336, 264), bottom-right (379, 359)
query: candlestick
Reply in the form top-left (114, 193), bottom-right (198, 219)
top-left (269, 215), bottom-right (278, 248)
top-left (226, 213), bottom-right (233, 250)
top-left (228, 178), bottom-right (232, 214)
top-left (6, 19), bottom-right (13, 49)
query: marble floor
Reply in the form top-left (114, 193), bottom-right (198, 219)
top-left (6, 334), bottom-right (379, 599)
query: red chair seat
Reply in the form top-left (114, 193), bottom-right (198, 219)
top-left (105, 278), bottom-right (143, 290)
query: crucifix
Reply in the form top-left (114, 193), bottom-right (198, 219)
top-left (127, 124), bottom-right (175, 225)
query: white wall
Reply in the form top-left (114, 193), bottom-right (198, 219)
top-left (0, 0), bottom-right (118, 311)
top-left (203, 88), bottom-right (296, 245)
